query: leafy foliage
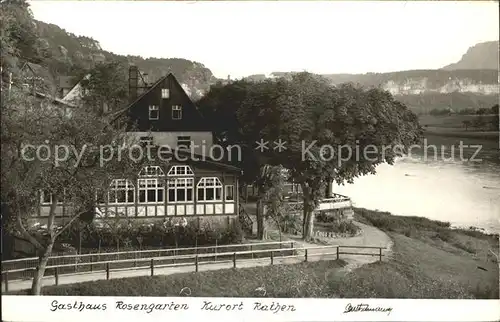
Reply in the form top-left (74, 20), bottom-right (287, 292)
top-left (1, 87), bottom-right (144, 294)
top-left (199, 73), bottom-right (422, 240)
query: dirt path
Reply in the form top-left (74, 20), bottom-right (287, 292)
top-left (284, 221), bottom-right (393, 271)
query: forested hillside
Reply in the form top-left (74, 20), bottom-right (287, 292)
top-left (0, 0), bottom-right (216, 100)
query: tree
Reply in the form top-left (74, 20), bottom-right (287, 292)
top-left (1, 89), bottom-right (142, 295)
top-left (201, 73), bottom-right (422, 240)
top-left (472, 116), bottom-right (486, 131)
top-left (262, 165), bottom-right (287, 242)
top-left (197, 80), bottom-right (279, 239)
top-left (0, 0), bottom-right (41, 68)
top-left (75, 61), bottom-right (129, 114)
top-left (491, 104), bottom-right (499, 115)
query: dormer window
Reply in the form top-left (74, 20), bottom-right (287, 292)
top-left (177, 136), bottom-right (192, 149)
top-left (149, 105), bottom-right (159, 120)
top-left (161, 88), bottom-right (170, 99)
top-left (172, 105), bottom-right (182, 120)
top-left (139, 136), bottom-right (153, 146)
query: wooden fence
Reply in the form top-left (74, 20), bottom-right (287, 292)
top-left (1, 243), bottom-right (386, 292)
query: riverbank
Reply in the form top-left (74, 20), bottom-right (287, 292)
top-left (11, 209), bottom-right (499, 298)
top-left (424, 127), bottom-right (499, 141)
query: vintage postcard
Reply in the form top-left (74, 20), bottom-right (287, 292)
top-left (1, 0), bottom-right (499, 321)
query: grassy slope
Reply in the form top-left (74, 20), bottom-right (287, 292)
top-left (16, 260), bottom-right (347, 297)
top-left (419, 114), bottom-right (499, 141)
top-left (16, 209), bottom-right (499, 298)
top-left (347, 208), bottom-right (499, 299)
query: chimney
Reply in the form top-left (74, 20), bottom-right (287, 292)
top-left (128, 65), bottom-right (138, 102)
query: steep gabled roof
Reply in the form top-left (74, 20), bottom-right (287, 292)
top-left (109, 73), bottom-right (204, 123)
top-left (33, 91), bottom-right (77, 108)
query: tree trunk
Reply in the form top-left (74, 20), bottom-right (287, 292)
top-left (302, 207), bottom-right (315, 241)
top-left (256, 198), bottom-right (265, 240)
top-left (30, 240), bottom-right (54, 295)
top-left (301, 184), bottom-right (315, 241)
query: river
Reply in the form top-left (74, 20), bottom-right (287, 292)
top-left (335, 134), bottom-right (500, 233)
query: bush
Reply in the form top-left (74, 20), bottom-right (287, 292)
top-left (57, 218), bottom-right (244, 251)
top-left (436, 229), bottom-right (452, 242)
top-left (279, 213), bottom-right (302, 235)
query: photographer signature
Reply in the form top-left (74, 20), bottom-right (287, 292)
top-left (343, 303), bottom-right (392, 316)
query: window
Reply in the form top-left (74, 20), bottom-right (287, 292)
top-left (161, 88), bottom-right (170, 99)
top-left (40, 190), bottom-right (65, 204)
top-left (108, 179), bottom-right (135, 204)
top-left (172, 105), bottom-right (182, 120)
top-left (177, 136), bottom-right (192, 149)
top-left (167, 165), bottom-right (194, 176)
top-left (149, 105), bottom-right (159, 120)
top-left (137, 166), bottom-right (165, 204)
top-left (225, 185), bottom-right (234, 201)
top-left (40, 190), bottom-right (53, 204)
top-left (139, 136), bottom-right (153, 146)
top-left (138, 178), bottom-right (164, 203)
top-left (139, 165), bottom-right (165, 177)
top-left (197, 177), bottom-right (223, 202)
top-left (167, 178), bottom-right (194, 203)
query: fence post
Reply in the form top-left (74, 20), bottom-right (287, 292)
top-left (271, 251), bottom-right (274, 265)
top-left (195, 255), bottom-right (199, 272)
top-left (305, 249), bottom-right (308, 262)
top-left (233, 253), bottom-right (236, 268)
top-left (134, 252), bottom-right (137, 268)
top-left (106, 263), bottom-right (110, 280)
top-left (290, 242), bottom-right (294, 249)
top-left (250, 245), bottom-right (253, 259)
top-left (379, 248), bottom-right (382, 262)
top-left (150, 259), bottom-right (154, 276)
top-left (55, 267), bottom-right (59, 286)
top-left (4, 272), bottom-right (8, 292)
top-left (336, 246), bottom-right (339, 260)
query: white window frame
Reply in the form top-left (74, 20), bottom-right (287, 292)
top-left (149, 105), bottom-right (159, 120)
top-left (167, 178), bottom-right (194, 203)
top-left (197, 177), bottom-right (223, 202)
top-left (137, 166), bottom-right (165, 204)
top-left (40, 190), bottom-right (65, 205)
top-left (139, 136), bottom-right (153, 146)
top-left (177, 136), bottom-right (192, 149)
top-left (167, 165), bottom-right (194, 177)
top-left (139, 165), bottom-right (165, 177)
top-left (138, 178), bottom-right (164, 204)
top-left (225, 185), bottom-right (235, 201)
top-left (108, 179), bottom-right (135, 204)
top-left (172, 105), bottom-right (182, 120)
top-left (161, 88), bottom-right (170, 99)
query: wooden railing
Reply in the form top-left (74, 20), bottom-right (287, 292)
top-left (1, 241), bottom-right (292, 280)
top-left (1, 244), bottom-right (386, 292)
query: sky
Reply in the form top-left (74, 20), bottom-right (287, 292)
top-left (28, 1), bottom-right (499, 79)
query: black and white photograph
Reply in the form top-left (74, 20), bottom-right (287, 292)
top-left (1, 0), bottom-right (499, 321)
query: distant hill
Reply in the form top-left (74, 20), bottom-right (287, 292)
top-left (443, 41), bottom-right (499, 70)
top-left (254, 42), bottom-right (499, 113)
top-left (33, 21), bottom-right (218, 100)
top-left (3, 1), bottom-right (497, 111)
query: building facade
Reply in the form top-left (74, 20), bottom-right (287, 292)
top-left (36, 67), bottom-right (241, 227)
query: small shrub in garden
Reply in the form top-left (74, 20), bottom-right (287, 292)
top-left (58, 218), bottom-right (244, 251)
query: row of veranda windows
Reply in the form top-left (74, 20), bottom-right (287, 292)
top-left (40, 166), bottom-right (235, 205)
